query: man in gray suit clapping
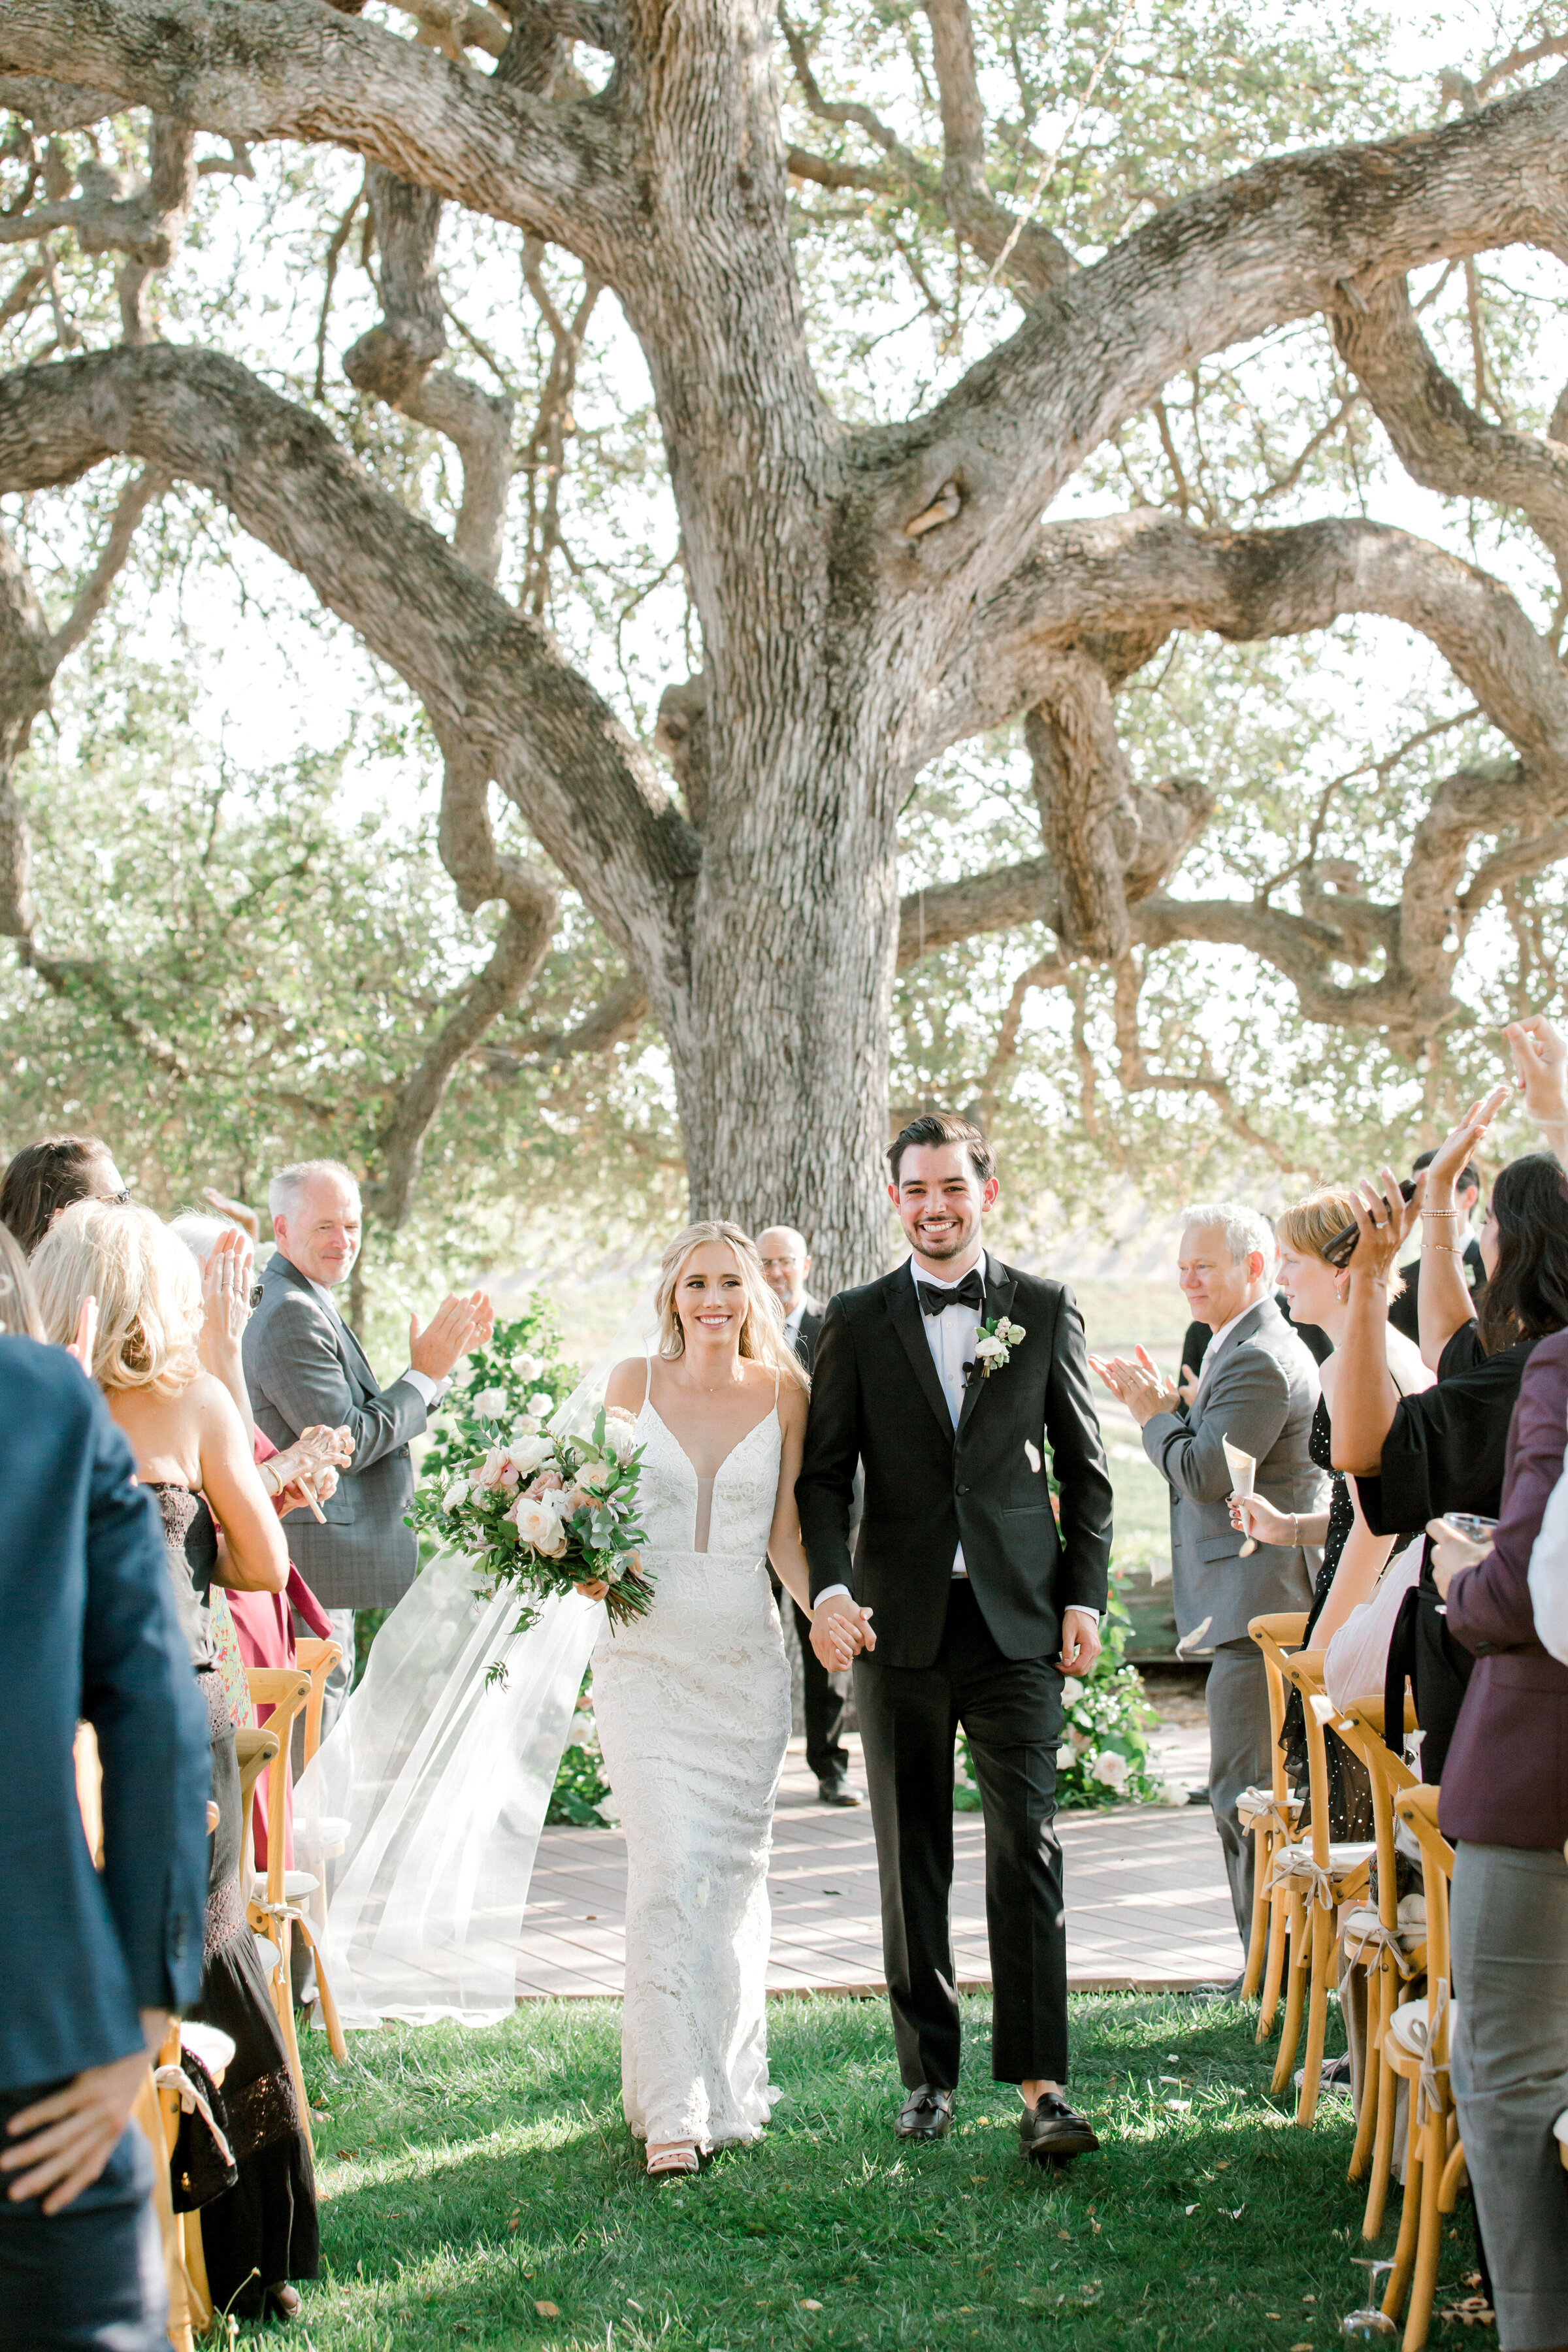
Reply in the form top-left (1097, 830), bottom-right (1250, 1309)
top-left (243, 1159), bottom-right (493, 1727)
top-left (1092, 1202), bottom-right (1324, 1955)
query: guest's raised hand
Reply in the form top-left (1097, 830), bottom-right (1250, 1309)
top-left (201, 1224), bottom-right (254, 1350)
top-left (1345, 1169), bottom-right (1413, 1289)
top-left (1503, 1014), bottom-right (1568, 1124)
top-left (1422, 1088), bottom-right (1510, 1207)
top-left (202, 1187), bottom-right (260, 1244)
top-left (410, 1290), bottom-right (493, 1383)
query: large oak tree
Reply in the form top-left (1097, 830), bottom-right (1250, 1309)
top-left (3, 2), bottom-right (1568, 1282)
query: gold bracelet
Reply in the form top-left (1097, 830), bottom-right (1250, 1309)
top-left (1420, 1208), bottom-right (1462, 1220)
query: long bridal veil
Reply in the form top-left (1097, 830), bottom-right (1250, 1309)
top-left (295, 1289), bottom-right (659, 2027)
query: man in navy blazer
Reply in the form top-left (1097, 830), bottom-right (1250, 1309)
top-left (0, 1333), bottom-right (210, 2351)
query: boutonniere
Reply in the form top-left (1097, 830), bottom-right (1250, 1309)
top-left (966, 1315), bottom-right (1026, 1382)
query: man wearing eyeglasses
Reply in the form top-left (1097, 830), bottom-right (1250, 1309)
top-left (758, 1225), bottom-right (860, 1808)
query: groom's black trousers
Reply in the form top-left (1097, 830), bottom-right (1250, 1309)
top-left (854, 1580), bottom-right (1067, 2091)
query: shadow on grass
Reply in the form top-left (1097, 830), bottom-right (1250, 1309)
top-left (278, 1992), bottom-right (1488, 2352)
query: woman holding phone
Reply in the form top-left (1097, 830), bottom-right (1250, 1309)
top-left (1331, 1026), bottom-right (1568, 1779)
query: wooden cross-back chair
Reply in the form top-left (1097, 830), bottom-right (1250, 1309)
top-left (1379, 1786), bottom-right (1462, 2352)
top-left (1328, 1695), bottom-right (1426, 2230)
top-left (1243, 1612), bottom-right (1309, 2025)
top-left (244, 1667), bottom-right (347, 2157)
top-left (1270, 1654), bottom-right (1376, 2125)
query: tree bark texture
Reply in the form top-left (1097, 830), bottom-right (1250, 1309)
top-left (5, 7), bottom-right (1568, 1279)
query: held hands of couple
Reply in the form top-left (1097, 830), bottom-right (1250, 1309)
top-left (1088, 1345), bottom-right (1180, 1428)
top-left (809, 1591), bottom-right (875, 1670)
top-left (409, 1290), bottom-right (495, 1384)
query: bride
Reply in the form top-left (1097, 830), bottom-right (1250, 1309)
top-left (575, 1220), bottom-right (860, 2178)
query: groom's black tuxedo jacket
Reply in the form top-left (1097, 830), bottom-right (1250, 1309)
top-left (796, 1259), bottom-right (1113, 1669)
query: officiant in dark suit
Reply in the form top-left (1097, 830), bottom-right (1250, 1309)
top-left (797, 1115), bottom-right (1113, 2163)
top-left (759, 1226), bottom-right (859, 1806)
top-left (243, 1159), bottom-right (493, 1729)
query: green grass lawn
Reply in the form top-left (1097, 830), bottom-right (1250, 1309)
top-left (277, 1991), bottom-right (1488, 2351)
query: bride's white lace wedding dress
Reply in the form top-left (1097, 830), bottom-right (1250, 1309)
top-left (591, 1362), bottom-right (792, 2150)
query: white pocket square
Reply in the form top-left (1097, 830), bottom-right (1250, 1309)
top-left (1024, 1439), bottom-right (1041, 1474)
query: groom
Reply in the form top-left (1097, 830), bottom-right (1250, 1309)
top-left (797, 1113), bottom-right (1113, 2162)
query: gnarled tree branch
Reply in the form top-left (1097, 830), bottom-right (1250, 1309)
top-left (0, 0), bottom-right (638, 276)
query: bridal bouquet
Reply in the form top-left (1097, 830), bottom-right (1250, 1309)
top-left (409, 1307), bottom-right (653, 1630)
top-left (415, 1399), bottom-right (652, 1631)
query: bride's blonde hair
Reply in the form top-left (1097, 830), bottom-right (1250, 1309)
top-left (654, 1220), bottom-right (809, 1392)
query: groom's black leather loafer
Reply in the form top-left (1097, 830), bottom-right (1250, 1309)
top-left (895, 2085), bottom-right (955, 2140)
top-left (1019, 2092), bottom-right (1100, 2164)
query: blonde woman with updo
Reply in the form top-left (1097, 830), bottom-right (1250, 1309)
top-left (580, 1221), bottom-right (857, 2177)
top-left (31, 1203), bottom-right (321, 2326)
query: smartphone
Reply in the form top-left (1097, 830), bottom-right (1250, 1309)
top-left (1320, 1179), bottom-right (1418, 1270)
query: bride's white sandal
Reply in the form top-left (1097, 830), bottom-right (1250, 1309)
top-left (646, 2140), bottom-right (701, 2178)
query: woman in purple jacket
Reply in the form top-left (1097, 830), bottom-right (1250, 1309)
top-left (1435, 1324), bottom-right (1568, 2351)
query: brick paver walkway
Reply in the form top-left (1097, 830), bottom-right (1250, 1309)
top-left (516, 1728), bottom-right (1238, 2001)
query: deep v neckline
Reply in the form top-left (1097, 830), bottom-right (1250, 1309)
top-left (642, 1397), bottom-right (778, 1486)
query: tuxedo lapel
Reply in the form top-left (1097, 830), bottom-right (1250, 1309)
top-left (955, 1257), bottom-right (1015, 1441)
top-left (884, 1270), bottom-right (956, 1447)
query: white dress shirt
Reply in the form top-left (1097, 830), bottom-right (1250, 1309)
top-left (1190, 1300), bottom-right (1258, 1410)
top-left (815, 1252), bottom-right (989, 1602)
top-left (783, 1299), bottom-right (806, 1352)
top-left (815, 1252), bottom-right (1098, 1625)
top-left (305, 1271), bottom-right (444, 1409)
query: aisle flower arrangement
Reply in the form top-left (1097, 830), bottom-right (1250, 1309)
top-left (954, 1591), bottom-right (1163, 1812)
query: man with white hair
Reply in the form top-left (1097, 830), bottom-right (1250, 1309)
top-left (242, 1159), bottom-right (493, 1728)
top-left (1091, 1201), bottom-right (1324, 1955)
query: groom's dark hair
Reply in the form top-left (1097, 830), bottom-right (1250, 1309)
top-left (887, 1112), bottom-right (995, 1187)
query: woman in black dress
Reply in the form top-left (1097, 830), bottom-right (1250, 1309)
top-left (33, 1202), bottom-right (321, 2325)
top-left (1333, 1086), bottom-right (1568, 1782)
top-left (1230, 1186), bottom-right (1431, 1835)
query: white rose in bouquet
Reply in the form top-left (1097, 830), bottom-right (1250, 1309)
top-left (515, 1352), bottom-right (544, 1384)
top-left (512, 1414), bottom-right (542, 1439)
top-left (1060, 1676), bottom-right (1085, 1705)
top-left (442, 1478), bottom-right (470, 1514)
top-left (972, 1332), bottom-right (1005, 1362)
top-left (511, 1494), bottom-right (568, 1556)
top-left (470, 1386), bottom-right (508, 1419)
top-left (1092, 1750), bottom-right (1129, 1790)
top-left (602, 1409), bottom-right (640, 1465)
top-left (527, 1390), bottom-right (554, 1418)
top-left (576, 1458), bottom-right (615, 1495)
top-left (506, 1433), bottom-right (553, 1478)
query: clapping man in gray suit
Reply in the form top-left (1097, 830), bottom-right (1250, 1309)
top-left (243, 1159), bottom-right (493, 1727)
top-left (1092, 1201), bottom-right (1324, 1953)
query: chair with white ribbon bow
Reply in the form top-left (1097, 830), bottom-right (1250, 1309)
top-left (1378, 1785), bottom-right (1462, 2352)
top-left (1245, 1612), bottom-right (1309, 2027)
top-left (1328, 1695), bottom-right (1426, 2229)
top-left (1268, 1655), bottom-right (1375, 2124)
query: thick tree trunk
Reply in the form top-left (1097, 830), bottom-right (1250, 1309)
top-left (673, 698), bottom-right (904, 1292)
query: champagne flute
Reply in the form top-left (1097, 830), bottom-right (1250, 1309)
top-left (1341, 2257), bottom-right (1397, 2340)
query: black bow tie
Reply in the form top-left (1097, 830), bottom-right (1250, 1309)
top-left (919, 1271), bottom-right (985, 1316)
